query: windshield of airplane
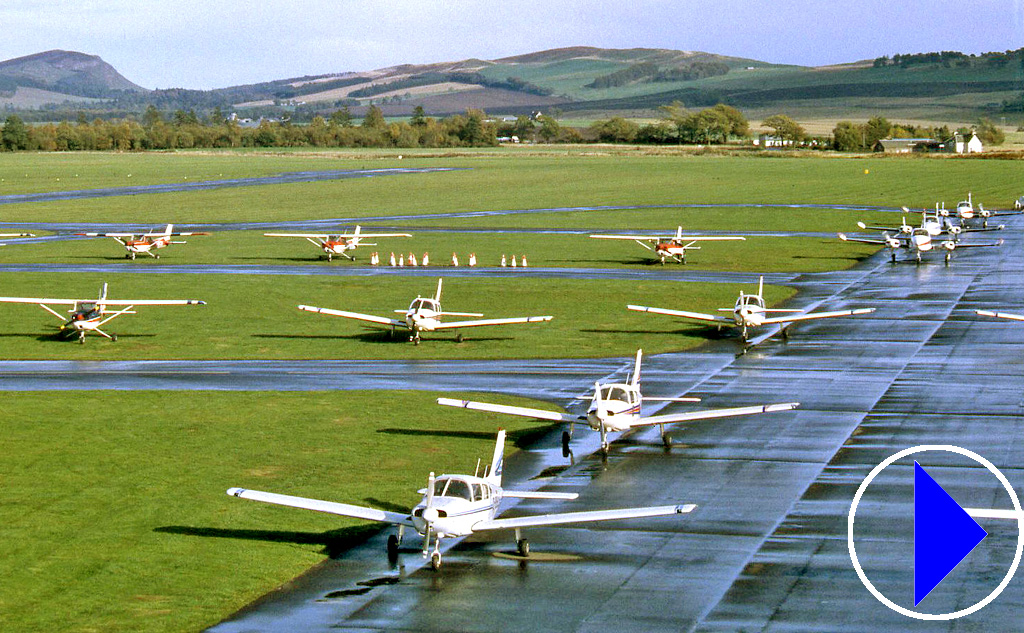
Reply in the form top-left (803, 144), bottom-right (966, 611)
top-left (600, 386), bottom-right (632, 402)
top-left (433, 478), bottom-right (473, 500)
top-left (738, 295), bottom-right (764, 308)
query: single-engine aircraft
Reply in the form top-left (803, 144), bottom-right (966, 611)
top-left (75, 224), bottom-right (209, 259)
top-left (438, 349), bottom-right (799, 452)
top-left (264, 225), bottom-right (412, 261)
top-left (0, 283), bottom-right (205, 343)
top-left (944, 192), bottom-right (1020, 228)
top-left (0, 232), bottom-right (35, 246)
top-left (627, 276), bottom-right (875, 341)
top-left (228, 430), bottom-right (695, 570)
top-left (298, 278), bottom-right (552, 344)
top-left (589, 226), bottom-right (745, 264)
top-left (976, 309), bottom-right (1024, 322)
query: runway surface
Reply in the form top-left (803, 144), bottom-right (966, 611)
top-left (4, 210), bottom-right (1022, 630)
top-left (198, 213), bottom-right (1024, 632)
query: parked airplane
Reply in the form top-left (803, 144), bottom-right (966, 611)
top-left (228, 430), bottom-right (695, 570)
top-left (298, 278), bottom-right (552, 344)
top-left (945, 192), bottom-right (1020, 228)
top-left (75, 224), bottom-right (209, 259)
top-left (0, 283), bottom-right (205, 343)
top-left (438, 349), bottom-right (799, 452)
top-left (628, 276), bottom-right (875, 341)
top-left (0, 232), bottom-right (34, 246)
top-left (589, 227), bottom-right (745, 264)
top-left (838, 227), bottom-right (1001, 264)
top-left (976, 309), bottom-right (1024, 322)
top-left (264, 225), bottom-right (412, 261)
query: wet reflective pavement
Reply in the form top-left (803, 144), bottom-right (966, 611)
top-left (197, 214), bottom-right (1024, 632)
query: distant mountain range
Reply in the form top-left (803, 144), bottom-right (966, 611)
top-left (2, 47), bottom-right (1022, 122)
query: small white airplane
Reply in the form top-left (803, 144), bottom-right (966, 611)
top-left (0, 232), bottom-right (35, 246)
top-left (228, 430), bottom-right (695, 570)
top-left (944, 193), bottom-right (1020, 228)
top-left (439, 349), bottom-right (799, 452)
top-left (0, 283), bottom-right (205, 343)
top-left (298, 278), bottom-right (553, 344)
top-left (264, 225), bottom-right (412, 261)
top-left (628, 276), bottom-right (875, 341)
top-left (976, 309), bottom-right (1024, 322)
top-left (589, 226), bottom-right (746, 264)
top-left (75, 224), bottom-right (209, 260)
top-left (839, 227), bottom-right (1002, 264)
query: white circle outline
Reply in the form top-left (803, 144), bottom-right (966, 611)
top-left (847, 444), bottom-right (1024, 620)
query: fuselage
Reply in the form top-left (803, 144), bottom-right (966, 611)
top-left (323, 236), bottom-right (357, 255)
top-left (911, 229), bottom-right (933, 252)
top-left (60, 302), bottom-right (104, 335)
top-left (405, 297), bottom-right (442, 333)
top-left (410, 474), bottom-right (502, 538)
top-left (655, 240), bottom-right (686, 259)
top-left (125, 236), bottom-right (171, 253)
top-left (586, 383), bottom-right (641, 432)
top-left (733, 293), bottom-right (767, 328)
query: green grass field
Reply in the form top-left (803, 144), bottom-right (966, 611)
top-left (1, 148), bottom-right (1018, 632)
top-left (0, 390), bottom-right (554, 633)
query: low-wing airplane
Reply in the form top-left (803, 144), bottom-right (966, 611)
top-left (228, 430), bottom-right (695, 570)
top-left (75, 224), bottom-right (209, 260)
top-left (627, 276), bottom-right (875, 341)
top-left (438, 349), bottom-right (799, 452)
top-left (298, 278), bottom-right (552, 344)
top-left (838, 227), bottom-right (1002, 264)
top-left (944, 192), bottom-right (1020, 228)
top-left (976, 309), bottom-right (1024, 322)
top-left (264, 225), bottom-right (412, 261)
top-left (0, 283), bottom-right (205, 343)
top-left (589, 226), bottom-right (745, 264)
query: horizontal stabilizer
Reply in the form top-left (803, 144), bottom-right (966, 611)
top-left (227, 488), bottom-right (415, 526)
top-left (473, 503), bottom-right (695, 531)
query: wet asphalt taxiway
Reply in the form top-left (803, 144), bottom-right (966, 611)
top-left (200, 214), bottom-right (1024, 633)
top-left (3, 206), bottom-right (1023, 630)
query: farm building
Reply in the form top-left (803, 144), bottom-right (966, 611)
top-left (873, 132), bottom-right (983, 154)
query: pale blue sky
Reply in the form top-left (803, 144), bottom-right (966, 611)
top-left (1, 0), bottom-right (1021, 89)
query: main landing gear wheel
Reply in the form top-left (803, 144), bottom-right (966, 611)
top-left (517, 539), bottom-right (530, 557)
top-left (561, 431), bottom-right (571, 457)
top-left (455, 333), bottom-right (464, 343)
top-left (111, 334), bottom-right (118, 342)
top-left (386, 534), bottom-right (399, 561)
top-left (430, 552), bottom-right (442, 570)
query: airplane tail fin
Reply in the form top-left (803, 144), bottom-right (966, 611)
top-left (675, 226), bottom-right (683, 241)
top-left (434, 278), bottom-right (443, 303)
top-left (354, 225), bottom-right (362, 236)
top-left (630, 349), bottom-right (643, 388)
top-left (164, 224), bottom-right (174, 236)
top-left (486, 429), bottom-right (505, 485)
top-left (757, 275), bottom-right (764, 298)
top-left (99, 283), bottom-right (108, 302)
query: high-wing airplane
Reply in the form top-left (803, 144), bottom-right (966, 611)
top-left (0, 283), bottom-right (205, 343)
top-left (75, 224), bottom-right (209, 259)
top-left (589, 226), bottom-right (745, 264)
top-left (264, 225), bottom-right (412, 261)
top-left (976, 309), bottom-right (1024, 322)
top-left (228, 430), bottom-right (695, 570)
top-left (298, 278), bottom-right (552, 344)
top-left (628, 276), bottom-right (875, 341)
top-left (438, 349), bottom-right (799, 452)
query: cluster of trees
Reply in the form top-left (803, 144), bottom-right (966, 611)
top-left (586, 103), bottom-right (749, 144)
top-left (0, 105), bottom-right (501, 151)
top-left (873, 47), bottom-right (1024, 69)
top-left (585, 61), bottom-right (729, 89)
top-left (830, 116), bottom-right (1005, 151)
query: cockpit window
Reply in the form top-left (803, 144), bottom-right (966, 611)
top-left (601, 386), bottom-right (631, 402)
top-left (433, 478), bottom-right (472, 500)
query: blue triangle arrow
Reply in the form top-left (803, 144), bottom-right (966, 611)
top-left (915, 461), bottom-right (988, 606)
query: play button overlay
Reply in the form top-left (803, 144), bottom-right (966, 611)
top-left (914, 461), bottom-right (988, 606)
top-left (848, 445), bottom-right (1024, 621)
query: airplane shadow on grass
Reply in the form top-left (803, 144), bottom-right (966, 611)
top-left (154, 524), bottom-right (380, 558)
top-left (579, 325), bottom-right (731, 339)
top-left (252, 331), bottom-right (514, 344)
top-left (377, 424), bottom-right (553, 449)
top-left (0, 331), bottom-right (158, 343)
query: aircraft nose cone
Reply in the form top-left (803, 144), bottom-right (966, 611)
top-left (422, 507), bottom-right (439, 522)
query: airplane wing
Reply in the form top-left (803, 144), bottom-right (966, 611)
top-left (636, 402), bottom-right (800, 427)
top-left (977, 310), bottom-right (1024, 321)
top-left (837, 233), bottom-right (898, 245)
top-left (965, 508), bottom-right (1022, 520)
top-left (472, 503), bottom-right (695, 531)
top-left (264, 232), bottom-right (411, 238)
top-left (627, 304), bottom-right (734, 324)
top-left (0, 296), bottom-right (80, 305)
top-left (436, 397), bottom-right (579, 423)
top-left (227, 488), bottom-right (415, 526)
top-left (432, 316), bottom-right (553, 330)
top-left (345, 232), bottom-right (412, 238)
top-left (298, 305), bottom-right (407, 327)
top-left (759, 307), bottom-right (875, 325)
top-left (75, 232), bottom-right (141, 238)
top-left (265, 233), bottom-right (330, 239)
top-left (948, 240), bottom-right (1002, 249)
top-left (96, 299), bottom-right (206, 306)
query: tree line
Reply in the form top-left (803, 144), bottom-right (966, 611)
top-left (830, 116), bottom-right (1004, 151)
top-left (585, 61), bottom-right (729, 89)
